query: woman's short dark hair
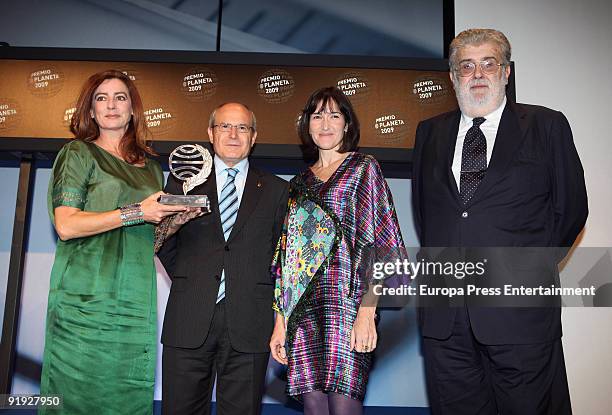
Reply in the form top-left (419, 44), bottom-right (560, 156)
top-left (297, 86), bottom-right (360, 158)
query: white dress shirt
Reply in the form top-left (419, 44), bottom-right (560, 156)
top-left (452, 97), bottom-right (507, 187)
top-left (214, 155), bottom-right (249, 207)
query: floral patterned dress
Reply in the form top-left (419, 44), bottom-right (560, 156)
top-left (272, 152), bottom-right (405, 401)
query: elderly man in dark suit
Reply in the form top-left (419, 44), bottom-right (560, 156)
top-left (158, 102), bottom-right (288, 415)
top-left (412, 29), bottom-right (587, 414)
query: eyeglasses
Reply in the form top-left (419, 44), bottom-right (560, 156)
top-left (213, 123), bottom-right (253, 134)
top-left (454, 59), bottom-right (505, 77)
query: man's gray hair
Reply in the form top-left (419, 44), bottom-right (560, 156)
top-left (208, 102), bottom-right (257, 131)
top-left (449, 28), bottom-right (512, 69)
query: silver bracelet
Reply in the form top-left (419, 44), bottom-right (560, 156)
top-left (119, 203), bottom-right (144, 226)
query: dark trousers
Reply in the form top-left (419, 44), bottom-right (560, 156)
top-left (162, 300), bottom-right (270, 415)
top-left (423, 307), bottom-right (572, 415)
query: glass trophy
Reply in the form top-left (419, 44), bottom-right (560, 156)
top-left (158, 144), bottom-right (213, 212)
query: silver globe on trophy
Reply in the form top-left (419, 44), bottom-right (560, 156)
top-left (159, 144), bottom-right (213, 212)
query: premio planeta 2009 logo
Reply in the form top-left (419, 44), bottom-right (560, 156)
top-left (0, 99), bottom-right (21, 133)
top-left (145, 105), bottom-right (176, 135)
top-left (181, 68), bottom-right (218, 101)
top-left (27, 66), bottom-right (64, 98)
top-left (411, 75), bottom-right (450, 105)
top-left (373, 113), bottom-right (408, 144)
top-left (62, 103), bottom-right (77, 128)
top-left (336, 72), bottom-right (370, 102)
top-left (257, 69), bottom-right (295, 104)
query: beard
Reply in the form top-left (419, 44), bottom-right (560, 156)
top-left (453, 72), bottom-right (508, 117)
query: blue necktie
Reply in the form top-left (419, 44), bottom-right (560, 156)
top-left (217, 168), bottom-right (238, 303)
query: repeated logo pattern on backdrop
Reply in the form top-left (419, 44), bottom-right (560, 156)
top-left (0, 58), bottom-right (458, 150)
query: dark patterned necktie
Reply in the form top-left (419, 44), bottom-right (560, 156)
top-left (460, 117), bottom-right (487, 204)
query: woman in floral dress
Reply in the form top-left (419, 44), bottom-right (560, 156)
top-left (270, 86), bottom-right (405, 414)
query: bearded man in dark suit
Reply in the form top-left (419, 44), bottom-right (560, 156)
top-left (412, 29), bottom-right (587, 415)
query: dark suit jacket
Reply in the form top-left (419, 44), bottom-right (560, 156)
top-left (158, 164), bottom-right (288, 352)
top-left (412, 101), bottom-right (588, 345)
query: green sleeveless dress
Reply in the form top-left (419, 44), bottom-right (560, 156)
top-left (40, 140), bottom-right (162, 414)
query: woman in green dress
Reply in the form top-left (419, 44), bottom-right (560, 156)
top-left (39, 70), bottom-right (191, 414)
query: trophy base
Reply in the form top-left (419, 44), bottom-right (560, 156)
top-left (159, 194), bottom-right (211, 212)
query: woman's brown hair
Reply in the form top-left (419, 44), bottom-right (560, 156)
top-left (70, 69), bottom-right (154, 164)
